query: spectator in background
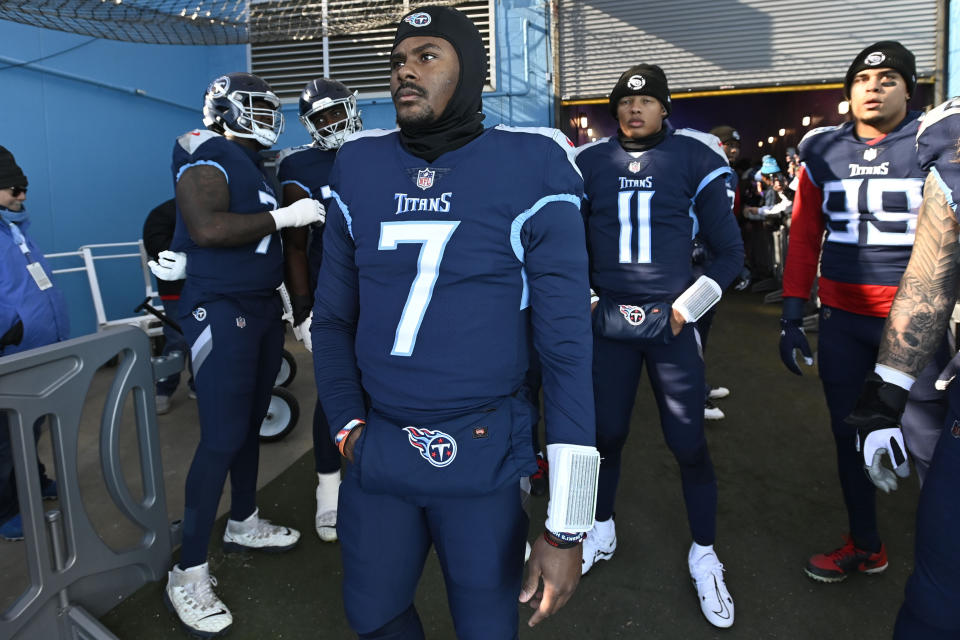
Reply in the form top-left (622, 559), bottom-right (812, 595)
top-left (0, 145), bottom-right (67, 540)
top-left (143, 197), bottom-right (194, 415)
top-left (785, 146), bottom-right (800, 181)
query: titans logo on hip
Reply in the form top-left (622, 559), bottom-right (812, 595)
top-left (403, 426), bottom-right (458, 467)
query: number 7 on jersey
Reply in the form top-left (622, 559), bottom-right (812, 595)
top-left (378, 220), bottom-right (460, 356)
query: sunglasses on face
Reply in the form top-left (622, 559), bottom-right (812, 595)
top-left (7, 187), bottom-right (26, 197)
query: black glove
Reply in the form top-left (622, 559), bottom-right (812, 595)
top-left (733, 266), bottom-right (751, 291)
top-left (845, 372), bottom-right (911, 493)
top-left (291, 294), bottom-right (313, 327)
top-left (0, 320), bottom-right (24, 347)
top-left (778, 318), bottom-right (813, 375)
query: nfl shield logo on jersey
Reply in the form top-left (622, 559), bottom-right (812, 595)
top-left (403, 426), bottom-right (457, 467)
top-left (619, 304), bottom-right (645, 326)
top-left (416, 168), bottom-right (436, 190)
top-left (628, 161), bottom-right (643, 173)
top-left (863, 147), bottom-right (878, 162)
top-left (235, 316), bottom-right (246, 329)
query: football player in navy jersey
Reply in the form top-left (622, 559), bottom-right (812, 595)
top-left (276, 77), bottom-right (362, 543)
top-left (311, 6), bottom-right (599, 638)
top-left (151, 72), bottom-right (324, 637)
top-left (843, 97), bottom-right (960, 639)
top-left (575, 64), bottom-right (743, 628)
top-left (778, 42), bottom-right (948, 585)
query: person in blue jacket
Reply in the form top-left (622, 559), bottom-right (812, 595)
top-left (0, 145), bottom-right (68, 540)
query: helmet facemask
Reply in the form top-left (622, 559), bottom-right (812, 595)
top-left (220, 89), bottom-right (284, 147)
top-left (300, 92), bottom-right (361, 150)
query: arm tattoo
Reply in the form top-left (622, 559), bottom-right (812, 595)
top-left (878, 173), bottom-right (960, 376)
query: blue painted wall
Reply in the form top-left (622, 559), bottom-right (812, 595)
top-left (0, 21), bottom-right (246, 336)
top-left (0, 0), bottom-right (552, 337)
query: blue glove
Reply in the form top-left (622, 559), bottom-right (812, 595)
top-left (779, 318), bottom-right (814, 375)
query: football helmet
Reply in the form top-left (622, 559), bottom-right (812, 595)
top-left (298, 78), bottom-right (362, 150)
top-left (202, 72), bottom-right (284, 147)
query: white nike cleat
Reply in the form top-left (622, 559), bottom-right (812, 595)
top-left (581, 518), bottom-right (616, 575)
top-left (315, 509), bottom-right (337, 542)
top-left (708, 386), bottom-right (730, 400)
top-left (222, 508), bottom-right (300, 553)
top-left (689, 545), bottom-right (735, 628)
top-left (315, 472), bottom-right (340, 542)
top-left (704, 400), bottom-right (725, 420)
top-left (164, 563), bottom-right (233, 637)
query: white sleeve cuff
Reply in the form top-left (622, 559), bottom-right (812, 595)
top-left (875, 364), bottom-right (916, 391)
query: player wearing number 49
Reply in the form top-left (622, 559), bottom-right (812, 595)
top-left (575, 64), bottom-right (743, 628)
top-left (156, 72), bottom-right (324, 637)
top-left (779, 41), bottom-right (948, 584)
top-left (312, 5), bottom-right (599, 638)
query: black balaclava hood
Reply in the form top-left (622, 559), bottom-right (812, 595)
top-left (609, 64), bottom-right (671, 152)
top-left (393, 5), bottom-right (486, 163)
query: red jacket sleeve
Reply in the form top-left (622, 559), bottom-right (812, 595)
top-left (781, 165), bottom-right (824, 300)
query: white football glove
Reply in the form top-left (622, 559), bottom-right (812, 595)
top-left (148, 250), bottom-right (187, 281)
top-left (269, 198), bottom-right (326, 230)
top-left (856, 426), bottom-right (910, 493)
top-left (297, 312), bottom-right (313, 352)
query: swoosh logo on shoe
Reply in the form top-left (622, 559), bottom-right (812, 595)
top-left (199, 609), bottom-right (228, 620)
top-left (711, 577), bottom-right (731, 618)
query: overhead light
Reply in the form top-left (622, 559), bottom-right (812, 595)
top-left (838, 101), bottom-right (850, 115)
top-left (778, 128), bottom-right (786, 136)
top-left (767, 136), bottom-right (775, 143)
top-left (579, 113), bottom-right (588, 129)
top-left (757, 141), bottom-right (763, 147)
top-left (802, 115), bottom-right (811, 126)
top-left (587, 128), bottom-right (593, 137)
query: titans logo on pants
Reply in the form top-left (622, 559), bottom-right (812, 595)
top-left (403, 426), bottom-right (457, 467)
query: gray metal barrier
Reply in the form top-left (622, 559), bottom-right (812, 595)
top-left (0, 326), bottom-right (182, 640)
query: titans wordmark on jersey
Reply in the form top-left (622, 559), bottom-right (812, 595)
top-left (312, 125), bottom-right (594, 447)
top-left (575, 127), bottom-right (743, 302)
top-left (171, 130), bottom-right (282, 296)
top-left (799, 112), bottom-right (925, 287)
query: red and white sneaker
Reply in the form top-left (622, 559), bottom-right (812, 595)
top-left (805, 535), bottom-right (888, 583)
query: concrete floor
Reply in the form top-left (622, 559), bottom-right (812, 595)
top-left (3, 291), bottom-right (928, 639)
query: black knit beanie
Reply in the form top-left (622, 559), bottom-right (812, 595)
top-left (844, 41), bottom-right (916, 98)
top-left (609, 64), bottom-right (671, 118)
top-left (0, 146), bottom-right (27, 190)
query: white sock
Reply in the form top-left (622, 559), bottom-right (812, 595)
top-left (316, 472), bottom-right (341, 513)
top-left (594, 517), bottom-right (615, 538)
top-left (227, 508), bottom-right (259, 531)
top-left (689, 542), bottom-right (715, 567)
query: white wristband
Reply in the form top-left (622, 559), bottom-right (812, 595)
top-left (673, 275), bottom-right (722, 322)
top-left (874, 364), bottom-right (916, 391)
top-left (544, 443), bottom-right (600, 534)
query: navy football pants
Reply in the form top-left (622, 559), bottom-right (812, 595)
top-left (894, 394), bottom-right (960, 638)
top-left (593, 325), bottom-right (718, 545)
top-left (178, 296), bottom-right (283, 569)
top-left (817, 306), bottom-right (947, 552)
top-left (338, 464), bottom-right (527, 639)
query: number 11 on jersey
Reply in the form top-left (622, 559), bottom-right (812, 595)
top-left (379, 220), bottom-right (460, 357)
top-left (617, 190), bottom-right (654, 263)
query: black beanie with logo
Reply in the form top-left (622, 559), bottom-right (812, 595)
top-left (844, 41), bottom-right (916, 98)
top-left (609, 64), bottom-right (671, 118)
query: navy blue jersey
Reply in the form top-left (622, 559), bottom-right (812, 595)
top-left (313, 125), bottom-right (594, 448)
top-left (917, 98), bottom-right (960, 214)
top-left (576, 127), bottom-right (742, 302)
top-left (276, 143), bottom-right (337, 284)
top-left (796, 112), bottom-right (925, 289)
top-left (170, 130), bottom-right (282, 296)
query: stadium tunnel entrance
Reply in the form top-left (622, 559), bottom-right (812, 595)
top-left (560, 82), bottom-right (935, 171)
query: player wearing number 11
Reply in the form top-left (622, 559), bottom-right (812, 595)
top-left (574, 64), bottom-right (743, 628)
top-left (779, 41), bottom-right (947, 584)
